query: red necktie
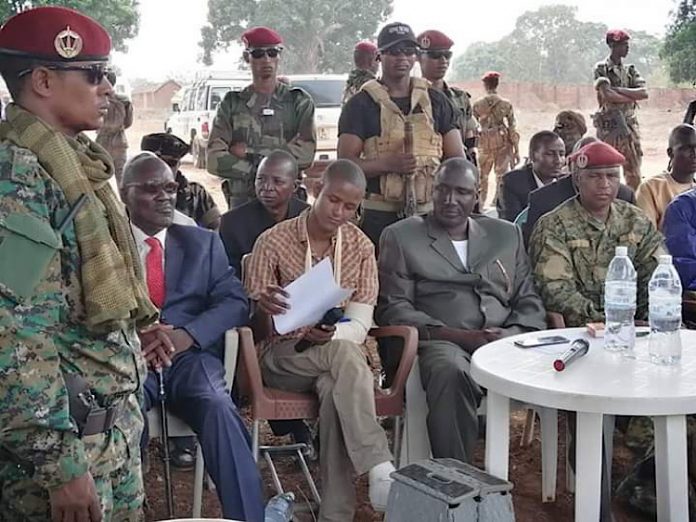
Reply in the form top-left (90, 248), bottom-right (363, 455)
top-left (145, 237), bottom-right (165, 308)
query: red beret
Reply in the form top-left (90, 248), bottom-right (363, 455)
top-left (569, 141), bottom-right (625, 172)
top-left (242, 27), bottom-right (283, 49)
top-left (482, 71), bottom-right (501, 81)
top-left (354, 40), bottom-right (377, 53)
top-left (606, 29), bottom-right (630, 44)
top-left (417, 30), bottom-right (454, 50)
top-left (0, 6), bottom-right (111, 62)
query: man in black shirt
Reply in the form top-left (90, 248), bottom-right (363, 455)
top-left (338, 22), bottom-right (465, 246)
top-left (219, 150), bottom-right (308, 275)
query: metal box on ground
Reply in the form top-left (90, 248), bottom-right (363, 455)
top-left (386, 458), bottom-right (515, 522)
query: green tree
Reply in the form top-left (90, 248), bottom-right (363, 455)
top-left (200, 0), bottom-right (393, 73)
top-left (662, 0), bottom-right (696, 83)
top-left (0, 1), bottom-right (139, 52)
top-left (452, 5), bottom-right (662, 85)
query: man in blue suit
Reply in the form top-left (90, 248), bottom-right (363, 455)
top-left (121, 153), bottom-right (264, 521)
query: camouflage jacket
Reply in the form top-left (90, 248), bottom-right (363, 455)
top-left (0, 141), bottom-right (145, 490)
top-left (443, 82), bottom-right (477, 137)
top-left (529, 197), bottom-right (663, 327)
top-left (594, 57), bottom-right (645, 118)
top-left (206, 82), bottom-right (316, 199)
top-left (175, 171), bottom-right (220, 229)
top-left (472, 93), bottom-right (516, 132)
top-left (343, 68), bottom-right (376, 104)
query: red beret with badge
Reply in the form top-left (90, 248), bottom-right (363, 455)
top-left (0, 6), bottom-right (111, 62)
top-left (354, 40), bottom-right (377, 53)
top-left (242, 27), bottom-right (283, 49)
top-left (606, 29), bottom-right (631, 45)
top-left (569, 141), bottom-right (625, 173)
top-left (482, 71), bottom-right (501, 81)
top-left (417, 30), bottom-right (454, 51)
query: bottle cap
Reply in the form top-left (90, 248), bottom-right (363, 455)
top-left (615, 246), bottom-right (628, 256)
top-left (659, 254), bottom-right (673, 264)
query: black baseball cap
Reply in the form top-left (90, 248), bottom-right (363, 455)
top-left (377, 22), bottom-right (418, 51)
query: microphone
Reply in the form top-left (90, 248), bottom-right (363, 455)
top-left (295, 307), bottom-right (344, 353)
top-left (553, 338), bottom-right (590, 372)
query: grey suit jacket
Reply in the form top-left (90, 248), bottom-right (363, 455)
top-left (376, 214), bottom-right (546, 338)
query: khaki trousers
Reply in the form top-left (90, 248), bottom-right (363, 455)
top-left (261, 339), bottom-right (392, 522)
top-left (478, 144), bottom-right (513, 206)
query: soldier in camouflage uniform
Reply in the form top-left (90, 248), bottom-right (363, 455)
top-left (0, 6), bottom-right (158, 520)
top-left (141, 132), bottom-right (221, 230)
top-left (529, 141), bottom-right (662, 327)
top-left (593, 29), bottom-right (649, 191)
top-left (207, 26), bottom-right (316, 209)
top-left (553, 110), bottom-right (587, 156)
top-left (96, 71), bottom-right (133, 187)
top-left (472, 71), bottom-right (520, 207)
top-left (416, 30), bottom-right (479, 166)
top-left (342, 40), bottom-right (379, 104)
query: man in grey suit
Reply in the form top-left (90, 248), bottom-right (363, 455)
top-left (376, 157), bottom-right (547, 462)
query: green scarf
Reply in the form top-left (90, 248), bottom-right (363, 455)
top-left (0, 104), bottom-right (158, 333)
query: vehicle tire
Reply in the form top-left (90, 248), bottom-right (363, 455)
top-left (191, 138), bottom-right (207, 170)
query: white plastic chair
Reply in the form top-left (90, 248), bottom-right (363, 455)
top-left (146, 330), bottom-right (239, 517)
top-left (400, 357), bottom-right (559, 503)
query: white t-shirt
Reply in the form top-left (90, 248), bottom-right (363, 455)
top-left (451, 240), bottom-right (468, 268)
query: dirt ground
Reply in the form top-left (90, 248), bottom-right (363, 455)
top-left (128, 109), bottom-right (674, 521)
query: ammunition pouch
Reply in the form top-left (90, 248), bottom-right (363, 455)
top-left (380, 166), bottom-right (437, 205)
top-left (64, 373), bottom-right (124, 438)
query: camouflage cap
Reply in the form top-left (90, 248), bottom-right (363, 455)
top-left (141, 133), bottom-right (190, 160)
top-left (0, 6), bottom-right (111, 62)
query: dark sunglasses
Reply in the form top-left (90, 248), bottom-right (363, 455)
top-left (249, 47), bottom-right (282, 59)
top-left (383, 46), bottom-right (419, 57)
top-left (125, 181), bottom-right (179, 194)
top-left (18, 63), bottom-right (112, 86)
top-left (424, 50), bottom-right (452, 60)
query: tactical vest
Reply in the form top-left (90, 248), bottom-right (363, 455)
top-left (361, 78), bottom-right (442, 206)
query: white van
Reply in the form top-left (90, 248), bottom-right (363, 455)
top-left (165, 74), bottom-right (251, 168)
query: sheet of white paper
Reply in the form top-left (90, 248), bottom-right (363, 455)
top-left (273, 258), bottom-right (354, 335)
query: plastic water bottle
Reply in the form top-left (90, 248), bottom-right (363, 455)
top-left (648, 255), bottom-right (683, 365)
top-left (264, 491), bottom-right (295, 522)
top-left (604, 246), bottom-right (637, 354)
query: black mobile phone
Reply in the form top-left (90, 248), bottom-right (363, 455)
top-left (514, 335), bottom-right (570, 348)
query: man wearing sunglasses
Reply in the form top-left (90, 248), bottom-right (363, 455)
top-left (142, 132), bottom-right (221, 230)
top-left (338, 22), bottom-right (465, 247)
top-left (0, 6), bottom-right (157, 520)
top-left (417, 30), bottom-right (479, 167)
top-left (208, 26), bottom-right (317, 209)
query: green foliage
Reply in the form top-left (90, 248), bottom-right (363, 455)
top-left (662, 0), bottom-right (696, 83)
top-left (200, 0), bottom-right (392, 73)
top-left (452, 5), bottom-right (662, 85)
top-left (0, 0), bottom-right (140, 52)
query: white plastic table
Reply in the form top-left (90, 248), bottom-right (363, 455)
top-left (471, 327), bottom-right (696, 522)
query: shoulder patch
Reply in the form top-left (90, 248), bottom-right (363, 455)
top-left (0, 143), bottom-right (40, 186)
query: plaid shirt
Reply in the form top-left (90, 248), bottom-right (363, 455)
top-left (245, 210), bottom-right (377, 350)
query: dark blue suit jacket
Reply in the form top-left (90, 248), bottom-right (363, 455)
top-left (160, 224), bottom-right (249, 357)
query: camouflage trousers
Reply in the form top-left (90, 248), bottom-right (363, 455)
top-left (597, 126), bottom-right (643, 191)
top-left (0, 398), bottom-right (145, 521)
top-left (478, 144), bottom-right (513, 207)
top-left (616, 415), bottom-right (696, 517)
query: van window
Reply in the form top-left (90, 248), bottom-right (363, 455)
top-left (195, 86), bottom-right (208, 111)
top-left (210, 87), bottom-right (231, 111)
top-left (290, 79), bottom-right (344, 108)
top-left (187, 88), bottom-right (196, 111)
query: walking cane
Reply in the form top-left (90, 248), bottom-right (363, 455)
top-left (157, 368), bottom-right (175, 517)
top-left (400, 121), bottom-right (417, 218)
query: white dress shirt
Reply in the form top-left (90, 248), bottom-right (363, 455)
top-left (130, 223), bottom-right (168, 273)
